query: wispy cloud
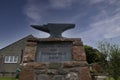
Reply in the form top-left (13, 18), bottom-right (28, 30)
top-left (23, 0), bottom-right (79, 24)
top-left (49, 0), bottom-right (77, 9)
top-left (23, 0), bottom-right (120, 46)
top-left (89, 0), bottom-right (104, 4)
top-left (25, 5), bottom-right (42, 24)
top-left (23, 0), bottom-right (49, 24)
top-left (79, 7), bottom-right (120, 41)
top-left (89, 0), bottom-right (119, 5)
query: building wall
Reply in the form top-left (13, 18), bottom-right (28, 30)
top-left (0, 35), bottom-right (33, 73)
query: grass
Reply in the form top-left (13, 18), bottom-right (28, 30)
top-left (105, 77), bottom-right (120, 80)
top-left (105, 77), bottom-right (114, 80)
top-left (0, 77), bottom-right (16, 80)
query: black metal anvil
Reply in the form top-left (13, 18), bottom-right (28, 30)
top-left (31, 23), bottom-right (75, 38)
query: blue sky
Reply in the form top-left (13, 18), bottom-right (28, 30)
top-left (0, 0), bottom-right (120, 49)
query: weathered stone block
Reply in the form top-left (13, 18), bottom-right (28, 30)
top-left (23, 54), bottom-right (35, 62)
top-left (22, 63), bottom-right (34, 69)
top-left (66, 68), bottom-right (79, 72)
top-left (72, 46), bottom-right (86, 61)
top-left (26, 41), bottom-right (37, 46)
top-left (58, 69), bottom-right (68, 75)
top-left (63, 61), bottom-right (87, 68)
top-left (23, 45), bottom-right (37, 62)
top-left (22, 62), bottom-right (47, 69)
top-left (48, 63), bottom-right (62, 69)
top-left (34, 63), bottom-right (47, 69)
top-left (19, 69), bottom-right (35, 80)
top-left (36, 74), bottom-right (49, 80)
top-left (53, 75), bottom-right (64, 80)
top-left (34, 69), bottom-right (47, 74)
top-left (65, 72), bottom-right (79, 80)
top-left (78, 67), bottom-right (92, 80)
top-left (47, 69), bottom-right (58, 75)
top-left (73, 39), bottom-right (83, 46)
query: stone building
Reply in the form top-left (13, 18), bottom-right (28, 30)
top-left (0, 35), bottom-right (33, 76)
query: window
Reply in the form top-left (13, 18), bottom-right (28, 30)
top-left (14, 56), bottom-right (18, 63)
top-left (4, 56), bottom-right (18, 63)
top-left (10, 56), bottom-right (13, 62)
top-left (5, 56), bottom-right (9, 62)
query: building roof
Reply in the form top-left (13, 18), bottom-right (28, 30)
top-left (0, 35), bottom-right (34, 52)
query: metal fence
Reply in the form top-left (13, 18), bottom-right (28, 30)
top-left (0, 72), bottom-right (15, 77)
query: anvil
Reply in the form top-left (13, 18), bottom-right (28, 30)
top-left (31, 23), bottom-right (75, 38)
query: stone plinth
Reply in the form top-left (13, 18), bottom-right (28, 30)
top-left (19, 68), bottom-right (35, 80)
top-left (19, 37), bottom-right (92, 80)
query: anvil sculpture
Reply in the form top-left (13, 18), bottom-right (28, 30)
top-left (31, 23), bottom-right (75, 38)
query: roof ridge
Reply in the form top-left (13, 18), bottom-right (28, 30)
top-left (0, 34), bottom-right (34, 51)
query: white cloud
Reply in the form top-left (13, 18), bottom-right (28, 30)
top-left (23, 0), bottom-right (49, 24)
top-left (24, 0), bottom-right (79, 24)
top-left (89, 0), bottom-right (120, 5)
top-left (90, 10), bottom-right (109, 22)
top-left (89, 0), bottom-right (104, 4)
top-left (79, 8), bottom-right (120, 41)
top-left (49, 0), bottom-right (77, 9)
top-left (23, 0), bottom-right (120, 42)
top-left (108, 0), bottom-right (116, 4)
top-left (92, 12), bottom-right (120, 38)
top-left (25, 5), bottom-right (41, 23)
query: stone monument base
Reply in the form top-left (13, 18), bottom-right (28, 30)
top-left (19, 37), bottom-right (92, 80)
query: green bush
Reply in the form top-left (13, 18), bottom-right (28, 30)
top-left (104, 77), bottom-right (120, 80)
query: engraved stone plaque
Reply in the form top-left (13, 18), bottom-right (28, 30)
top-left (36, 42), bottom-right (72, 62)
